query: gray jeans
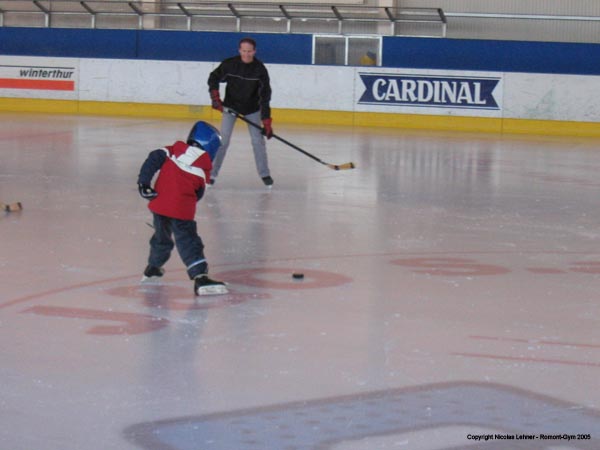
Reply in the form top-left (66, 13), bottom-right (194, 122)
top-left (211, 110), bottom-right (270, 179)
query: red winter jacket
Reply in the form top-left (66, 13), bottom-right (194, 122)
top-left (148, 141), bottom-right (212, 220)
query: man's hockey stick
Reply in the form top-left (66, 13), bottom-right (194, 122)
top-left (1, 202), bottom-right (22, 212)
top-left (225, 108), bottom-right (356, 171)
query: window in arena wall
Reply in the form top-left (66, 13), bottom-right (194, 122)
top-left (313, 35), bottom-right (381, 66)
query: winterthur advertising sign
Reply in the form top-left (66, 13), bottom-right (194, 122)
top-left (0, 56), bottom-right (79, 100)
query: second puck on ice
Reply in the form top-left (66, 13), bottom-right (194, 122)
top-left (292, 273), bottom-right (304, 279)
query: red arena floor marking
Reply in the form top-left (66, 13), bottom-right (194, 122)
top-left (569, 261), bottom-right (600, 274)
top-left (217, 268), bottom-right (352, 289)
top-left (0, 274), bottom-right (137, 310)
top-left (22, 305), bottom-right (168, 335)
top-left (526, 267), bottom-right (567, 274)
top-left (106, 284), bottom-right (271, 310)
top-left (453, 352), bottom-right (600, 368)
top-left (390, 257), bottom-right (510, 276)
top-left (469, 335), bottom-right (600, 349)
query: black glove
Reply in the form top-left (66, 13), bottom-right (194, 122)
top-left (138, 183), bottom-right (157, 200)
top-left (196, 186), bottom-right (205, 201)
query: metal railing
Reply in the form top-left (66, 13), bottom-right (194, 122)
top-left (0, 0), bottom-right (447, 36)
top-left (443, 10), bottom-right (600, 43)
top-left (445, 11), bottom-right (600, 23)
top-left (3, 1), bottom-right (598, 41)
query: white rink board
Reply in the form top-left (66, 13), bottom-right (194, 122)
top-left (1, 55), bottom-right (599, 123)
top-left (269, 65), bottom-right (355, 112)
top-left (78, 59), bottom-right (216, 104)
top-left (503, 72), bottom-right (600, 122)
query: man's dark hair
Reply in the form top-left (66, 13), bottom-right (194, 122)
top-left (239, 37), bottom-right (257, 49)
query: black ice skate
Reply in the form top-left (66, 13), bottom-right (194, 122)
top-left (194, 274), bottom-right (228, 296)
top-left (261, 176), bottom-right (274, 187)
top-left (141, 265), bottom-right (164, 282)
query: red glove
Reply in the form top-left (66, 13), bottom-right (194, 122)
top-left (262, 118), bottom-right (273, 139)
top-left (210, 89), bottom-right (223, 112)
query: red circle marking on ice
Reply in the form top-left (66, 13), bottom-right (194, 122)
top-left (105, 285), bottom-right (271, 309)
top-left (218, 268), bottom-right (351, 289)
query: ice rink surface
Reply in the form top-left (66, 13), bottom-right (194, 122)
top-left (1, 112), bottom-right (600, 449)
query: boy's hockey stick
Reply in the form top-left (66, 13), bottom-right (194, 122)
top-left (225, 108), bottom-right (356, 171)
top-left (1, 202), bottom-right (22, 212)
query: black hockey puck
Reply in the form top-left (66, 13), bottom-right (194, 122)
top-left (292, 273), bottom-right (304, 279)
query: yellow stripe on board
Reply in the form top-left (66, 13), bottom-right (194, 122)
top-left (502, 118), bottom-right (600, 137)
top-left (0, 98), bottom-right (599, 137)
top-left (352, 112), bottom-right (502, 134)
top-left (0, 97), bottom-right (79, 114)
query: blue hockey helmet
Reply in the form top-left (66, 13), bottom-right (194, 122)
top-left (187, 121), bottom-right (222, 161)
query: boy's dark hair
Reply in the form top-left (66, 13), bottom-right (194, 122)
top-left (239, 37), bottom-right (257, 49)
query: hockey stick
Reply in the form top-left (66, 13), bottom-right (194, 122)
top-left (225, 108), bottom-right (356, 171)
top-left (1, 202), bottom-right (22, 212)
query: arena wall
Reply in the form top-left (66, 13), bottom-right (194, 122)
top-left (1, 28), bottom-right (599, 136)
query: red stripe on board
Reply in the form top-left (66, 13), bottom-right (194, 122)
top-left (0, 78), bottom-right (74, 91)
